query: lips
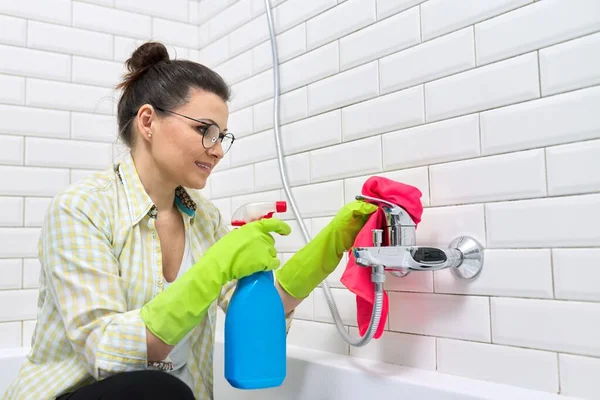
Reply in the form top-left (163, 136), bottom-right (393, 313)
top-left (195, 161), bottom-right (213, 172)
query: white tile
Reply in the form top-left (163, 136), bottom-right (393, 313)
top-left (383, 114), bottom-right (480, 170)
top-left (341, 6), bottom-right (420, 71)
top-left (273, 0), bottom-right (337, 34)
top-left (281, 110), bottom-right (342, 155)
top-left (559, 354), bottom-right (600, 400)
top-left (422, 0), bottom-right (532, 41)
top-left (79, 0), bottom-right (114, 6)
top-left (486, 194), bottom-right (600, 248)
top-left (309, 61), bottom-right (379, 116)
top-left (152, 18), bottom-right (199, 49)
top-left (0, 198), bottom-right (23, 227)
top-left (0, 15), bottom-right (26, 46)
top-left (310, 216), bottom-right (334, 236)
top-left (24, 197), bottom-right (52, 227)
top-left (310, 136), bottom-right (381, 183)
top-left (389, 292), bottom-right (491, 342)
top-left (287, 180), bottom-right (345, 218)
top-left (376, 0), bottom-right (426, 20)
top-left (72, 57), bottom-right (124, 88)
top-left (229, 13), bottom-right (269, 57)
top-left (114, 36), bottom-right (140, 62)
top-left (0, 322), bottom-right (21, 348)
top-left (344, 166), bottom-right (430, 207)
top-left (254, 153), bottom-right (310, 192)
top-left (314, 287), bottom-right (357, 326)
top-left (0, 289), bottom-right (38, 321)
top-left (286, 319), bottom-right (348, 355)
top-left (23, 258), bottom-right (41, 289)
top-left (274, 219), bottom-right (308, 252)
top-left (553, 249), bottom-right (600, 302)
top-left (0, 44), bottom-right (71, 82)
top-left (73, 2), bottom-right (151, 39)
top-left (430, 149), bottom-right (546, 206)
top-left (307, 0), bottom-right (376, 51)
top-left (253, 87), bottom-right (308, 133)
top-left (0, 0), bottom-right (72, 25)
top-left (0, 166), bottom-right (70, 197)
top-left (210, 165), bottom-right (254, 198)
top-left (385, 270), bottom-right (434, 293)
top-left (417, 204), bottom-right (486, 247)
top-left (437, 339), bottom-right (559, 393)
top-left (207, 0), bottom-right (252, 42)
top-left (0, 105), bottom-right (69, 139)
top-left (491, 297), bottom-right (600, 356)
top-left (230, 69), bottom-right (273, 111)
top-left (188, 0), bottom-right (199, 24)
top-left (27, 79), bottom-right (116, 115)
top-left (230, 129), bottom-right (276, 167)
top-left (198, 36), bottom-right (229, 68)
top-left (0, 259), bottom-right (22, 289)
top-left (280, 41), bottom-right (339, 94)
top-left (214, 51), bottom-right (252, 85)
top-left (198, 0), bottom-right (236, 24)
top-left (115, 0), bottom-right (189, 22)
top-left (227, 108), bottom-right (253, 139)
top-left (342, 86), bottom-right (424, 142)
top-left (435, 249), bottom-right (553, 298)
top-left (540, 32), bottom-right (600, 96)
top-left (476, 0), bottom-right (600, 65)
top-left (425, 52), bottom-right (539, 122)
top-left (252, 23), bottom-right (306, 73)
top-left (22, 320), bottom-right (36, 348)
top-left (28, 21), bottom-right (113, 60)
top-left (251, 0), bottom-right (286, 16)
top-left (380, 27), bottom-right (475, 94)
top-left (547, 139), bottom-right (600, 196)
top-left (71, 113), bottom-right (118, 143)
top-left (0, 135), bottom-right (23, 166)
top-left (481, 86), bottom-right (600, 155)
top-left (25, 138), bottom-right (112, 170)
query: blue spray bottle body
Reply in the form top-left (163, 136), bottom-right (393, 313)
top-left (224, 201), bottom-right (288, 389)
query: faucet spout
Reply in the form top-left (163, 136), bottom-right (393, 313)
top-left (353, 246), bottom-right (463, 272)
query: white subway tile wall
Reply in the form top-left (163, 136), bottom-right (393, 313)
top-left (0, 1), bottom-right (598, 397)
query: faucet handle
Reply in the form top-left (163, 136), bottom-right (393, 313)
top-left (372, 229), bottom-right (383, 247)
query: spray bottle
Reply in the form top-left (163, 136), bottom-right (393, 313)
top-left (224, 201), bottom-right (288, 390)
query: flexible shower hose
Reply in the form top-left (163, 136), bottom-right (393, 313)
top-left (263, 0), bottom-right (384, 347)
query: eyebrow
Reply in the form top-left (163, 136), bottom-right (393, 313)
top-left (198, 118), bottom-right (228, 132)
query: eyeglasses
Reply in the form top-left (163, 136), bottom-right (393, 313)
top-left (154, 107), bottom-right (235, 154)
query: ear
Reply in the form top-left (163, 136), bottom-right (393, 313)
top-left (136, 104), bottom-right (156, 143)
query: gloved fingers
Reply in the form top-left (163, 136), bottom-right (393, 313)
top-left (258, 218), bottom-right (291, 236)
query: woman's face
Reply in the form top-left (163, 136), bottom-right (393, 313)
top-left (143, 88), bottom-right (230, 190)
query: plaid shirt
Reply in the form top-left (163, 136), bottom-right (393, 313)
top-left (2, 152), bottom-right (293, 400)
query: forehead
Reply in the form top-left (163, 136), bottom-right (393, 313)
top-left (177, 88), bottom-right (229, 129)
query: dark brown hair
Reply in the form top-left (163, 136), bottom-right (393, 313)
top-left (116, 41), bottom-right (231, 147)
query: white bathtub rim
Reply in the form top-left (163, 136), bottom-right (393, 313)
top-left (1, 344), bottom-right (578, 400)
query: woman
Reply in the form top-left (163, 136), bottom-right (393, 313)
top-left (3, 41), bottom-right (377, 400)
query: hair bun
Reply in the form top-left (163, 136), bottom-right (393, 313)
top-left (126, 41), bottom-right (170, 73)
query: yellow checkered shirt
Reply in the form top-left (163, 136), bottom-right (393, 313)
top-left (2, 152), bottom-right (293, 400)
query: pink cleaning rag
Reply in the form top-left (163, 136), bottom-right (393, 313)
top-left (340, 176), bottom-right (423, 339)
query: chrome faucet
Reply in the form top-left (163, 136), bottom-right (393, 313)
top-left (352, 195), bottom-right (484, 279)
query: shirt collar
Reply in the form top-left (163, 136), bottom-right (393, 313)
top-left (116, 152), bottom-right (197, 224)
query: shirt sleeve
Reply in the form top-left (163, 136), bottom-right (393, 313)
top-left (40, 191), bottom-right (148, 380)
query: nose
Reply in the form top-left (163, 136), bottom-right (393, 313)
top-left (207, 141), bottom-right (224, 159)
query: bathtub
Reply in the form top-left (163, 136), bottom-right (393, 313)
top-left (0, 342), bottom-right (577, 400)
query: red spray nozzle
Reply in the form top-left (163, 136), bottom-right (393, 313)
top-left (230, 201), bottom-right (287, 227)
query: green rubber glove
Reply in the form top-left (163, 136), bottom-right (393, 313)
top-left (275, 200), bottom-right (378, 299)
top-left (141, 218), bottom-right (291, 345)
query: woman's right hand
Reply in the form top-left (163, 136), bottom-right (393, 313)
top-left (141, 218), bottom-right (291, 347)
top-left (203, 218), bottom-right (291, 283)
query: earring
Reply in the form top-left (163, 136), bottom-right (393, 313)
top-left (148, 132), bottom-right (152, 139)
